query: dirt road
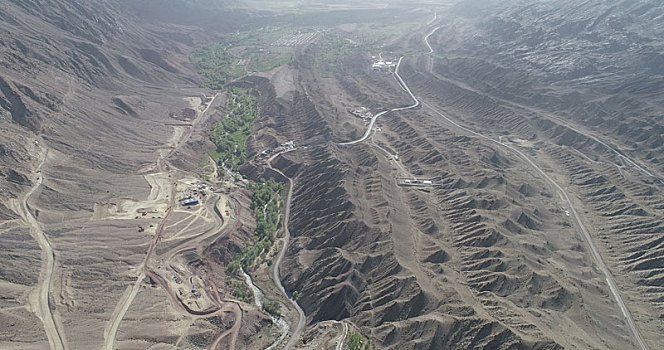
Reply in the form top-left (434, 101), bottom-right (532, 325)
top-left (104, 94), bottom-right (221, 350)
top-left (207, 302), bottom-right (242, 350)
top-left (20, 149), bottom-right (67, 350)
top-left (418, 100), bottom-right (648, 350)
top-left (424, 26), bottom-right (441, 54)
top-left (268, 166), bottom-right (306, 350)
top-left (335, 322), bottom-right (348, 350)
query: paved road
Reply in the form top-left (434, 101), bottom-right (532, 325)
top-left (340, 57), bottom-right (419, 146)
top-left (421, 102), bottom-right (648, 350)
top-left (430, 65), bottom-right (663, 187)
top-left (418, 23), bottom-right (647, 349)
top-left (21, 150), bottom-right (67, 350)
top-left (268, 166), bottom-right (307, 350)
top-left (553, 121), bottom-right (664, 186)
top-left (424, 26), bottom-right (442, 54)
top-left (426, 10), bottom-right (438, 26)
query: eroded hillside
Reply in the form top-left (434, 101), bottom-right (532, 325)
top-left (2, 0), bottom-right (663, 349)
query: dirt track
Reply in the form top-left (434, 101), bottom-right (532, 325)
top-left (104, 93), bottom-right (230, 350)
top-left (418, 26), bottom-right (647, 348)
top-left (20, 148), bottom-right (67, 350)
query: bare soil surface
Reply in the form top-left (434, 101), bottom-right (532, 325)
top-left (2, 1), bottom-right (664, 349)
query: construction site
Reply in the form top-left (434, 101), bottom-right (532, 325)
top-left (3, 1), bottom-right (664, 350)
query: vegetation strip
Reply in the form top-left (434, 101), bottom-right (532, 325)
top-left (229, 179), bottom-right (284, 274)
top-left (190, 28), bottom-right (295, 89)
top-left (209, 89), bottom-right (256, 171)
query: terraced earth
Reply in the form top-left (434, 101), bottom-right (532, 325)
top-left (1, 0), bottom-right (663, 349)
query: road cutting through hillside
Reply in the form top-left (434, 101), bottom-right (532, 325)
top-left (206, 301), bottom-right (242, 350)
top-left (424, 26), bottom-right (441, 55)
top-left (263, 33), bottom-right (431, 347)
top-left (266, 164), bottom-right (307, 350)
top-left (424, 59), bottom-right (663, 187)
top-left (20, 148), bottom-right (67, 350)
top-left (340, 56), bottom-right (419, 146)
top-left (419, 25), bottom-right (647, 350)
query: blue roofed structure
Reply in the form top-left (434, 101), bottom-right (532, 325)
top-left (183, 197), bottom-right (199, 206)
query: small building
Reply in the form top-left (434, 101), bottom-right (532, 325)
top-left (397, 176), bottom-right (443, 188)
top-left (183, 197), bottom-right (199, 206)
top-left (283, 140), bottom-right (295, 150)
top-left (372, 60), bottom-right (396, 71)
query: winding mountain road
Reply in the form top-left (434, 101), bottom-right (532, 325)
top-left (424, 26), bottom-right (441, 54)
top-left (21, 149), bottom-right (67, 350)
top-left (420, 25), bottom-right (648, 350)
top-left (340, 56), bottom-right (419, 146)
top-left (267, 166), bottom-right (306, 350)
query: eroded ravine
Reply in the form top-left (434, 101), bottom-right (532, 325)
top-left (420, 26), bottom-right (648, 350)
top-left (240, 268), bottom-right (290, 350)
top-left (266, 34), bottom-right (427, 348)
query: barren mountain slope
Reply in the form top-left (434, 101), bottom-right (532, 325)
top-left (0, 0), bottom-right (247, 348)
top-left (244, 1), bottom-right (663, 349)
top-left (420, 0), bottom-right (664, 346)
top-left (3, 0), bottom-right (663, 349)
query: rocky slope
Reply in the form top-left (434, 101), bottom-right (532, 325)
top-left (0, 0), bottom-right (241, 348)
top-left (418, 0), bottom-right (664, 347)
top-left (247, 1), bottom-right (664, 349)
top-left (3, 0), bottom-right (663, 349)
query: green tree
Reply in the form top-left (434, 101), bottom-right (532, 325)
top-left (263, 299), bottom-right (281, 316)
top-left (231, 178), bottom-right (284, 270)
top-left (208, 89), bottom-right (258, 171)
top-left (346, 332), bottom-right (375, 350)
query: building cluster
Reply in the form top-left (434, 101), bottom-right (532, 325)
top-left (282, 140), bottom-right (296, 151)
top-left (372, 59), bottom-right (396, 70)
top-left (397, 176), bottom-right (443, 188)
top-left (255, 140), bottom-right (297, 164)
top-left (181, 181), bottom-right (214, 207)
top-left (350, 107), bottom-right (373, 120)
top-left (272, 31), bottom-right (319, 47)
